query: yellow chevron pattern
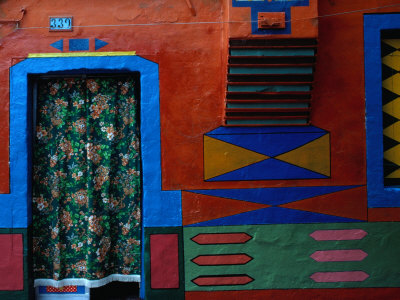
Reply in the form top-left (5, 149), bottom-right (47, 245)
top-left (382, 39), bottom-right (400, 185)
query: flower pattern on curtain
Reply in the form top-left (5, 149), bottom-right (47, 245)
top-left (32, 76), bottom-right (141, 285)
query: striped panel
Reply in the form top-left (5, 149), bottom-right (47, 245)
top-left (226, 38), bottom-right (317, 126)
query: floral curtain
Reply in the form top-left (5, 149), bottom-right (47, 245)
top-left (32, 76), bottom-right (141, 287)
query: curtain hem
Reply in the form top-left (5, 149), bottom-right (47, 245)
top-left (34, 274), bottom-right (141, 288)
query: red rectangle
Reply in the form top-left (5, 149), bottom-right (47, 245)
top-left (47, 286), bottom-right (78, 293)
top-left (0, 234), bottom-right (23, 290)
top-left (368, 208), bottom-right (400, 221)
top-left (150, 234), bottom-right (179, 289)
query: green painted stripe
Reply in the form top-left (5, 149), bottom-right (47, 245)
top-left (184, 223), bottom-right (400, 291)
top-left (226, 119), bottom-right (308, 125)
top-left (230, 49), bottom-right (315, 56)
top-left (227, 103), bottom-right (309, 108)
top-left (229, 67), bottom-right (313, 74)
top-left (227, 85), bottom-right (311, 92)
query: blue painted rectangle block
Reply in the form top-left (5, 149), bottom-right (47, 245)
top-left (69, 39), bottom-right (89, 51)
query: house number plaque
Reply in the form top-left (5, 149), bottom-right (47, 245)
top-left (49, 17), bottom-right (73, 31)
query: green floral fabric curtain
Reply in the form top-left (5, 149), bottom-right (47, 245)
top-left (32, 76), bottom-right (141, 287)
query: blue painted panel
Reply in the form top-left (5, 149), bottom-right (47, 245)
top-left (364, 14), bottom-right (400, 207)
top-left (187, 185), bottom-right (361, 206)
top-left (209, 132), bottom-right (325, 156)
top-left (50, 39), bottom-right (63, 52)
top-left (187, 206), bottom-right (363, 227)
top-left (232, 0), bottom-right (309, 35)
top-left (206, 158), bottom-right (327, 181)
top-left (69, 39), bottom-right (89, 51)
top-left (206, 125), bottom-right (325, 135)
top-left (7, 55), bottom-right (181, 229)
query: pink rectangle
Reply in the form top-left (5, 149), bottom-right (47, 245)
top-left (150, 234), bottom-right (179, 289)
top-left (310, 250), bottom-right (368, 262)
top-left (310, 271), bottom-right (369, 283)
top-left (310, 229), bottom-right (367, 241)
top-left (0, 234), bottom-right (23, 290)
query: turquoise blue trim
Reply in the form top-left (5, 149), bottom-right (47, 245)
top-left (226, 119), bottom-right (308, 125)
top-left (227, 85), bottom-right (310, 92)
top-left (230, 49), bottom-right (314, 56)
top-left (229, 67), bottom-right (313, 74)
top-left (227, 103), bottom-right (309, 108)
top-left (364, 13), bottom-right (400, 207)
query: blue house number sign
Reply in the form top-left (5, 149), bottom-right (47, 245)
top-left (49, 17), bottom-right (73, 31)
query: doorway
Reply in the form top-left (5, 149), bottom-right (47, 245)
top-left (31, 74), bottom-right (141, 295)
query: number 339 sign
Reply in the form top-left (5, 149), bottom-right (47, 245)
top-left (49, 17), bottom-right (73, 31)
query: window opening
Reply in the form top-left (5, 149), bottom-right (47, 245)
top-left (226, 38), bottom-right (317, 126)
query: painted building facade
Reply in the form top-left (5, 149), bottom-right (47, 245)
top-left (0, 0), bottom-right (400, 299)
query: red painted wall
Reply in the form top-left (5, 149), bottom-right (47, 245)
top-left (1, 0), bottom-right (399, 193)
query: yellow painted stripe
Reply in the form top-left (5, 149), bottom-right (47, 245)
top-left (28, 51), bottom-right (136, 58)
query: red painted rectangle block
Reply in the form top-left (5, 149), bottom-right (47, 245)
top-left (185, 288), bottom-right (400, 300)
top-left (368, 208), bottom-right (400, 221)
top-left (0, 234), bottom-right (23, 290)
top-left (47, 286), bottom-right (78, 293)
top-left (150, 234), bottom-right (179, 289)
top-left (193, 275), bottom-right (253, 286)
top-left (191, 233), bottom-right (252, 245)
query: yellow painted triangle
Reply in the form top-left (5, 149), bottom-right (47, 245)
top-left (275, 134), bottom-right (330, 176)
top-left (383, 39), bottom-right (400, 50)
top-left (204, 136), bottom-right (268, 180)
top-left (386, 168), bottom-right (400, 179)
top-left (383, 73), bottom-right (400, 95)
top-left (383, 121), bottom-right (400, 142)
top-left (384, 144), bottom-right (400, 166)
top-left (382, 51), bottom-right (400, 71)
top-left (383, 98), bottom-right (400, 119)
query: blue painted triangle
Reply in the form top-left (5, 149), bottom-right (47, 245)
top-left (186, 206), bottom-right (363, 227)
top-left (187, 185), bottom-right (361, 206)
top-left (50, 39), bottom-right (63, 52)
top-left (206, 158), bottom-right (327, 181)
top-left (209, 132), bottom-right (326, 156)
top-left (95, 38), bottom-right (108, 50)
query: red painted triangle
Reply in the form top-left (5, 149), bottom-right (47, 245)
top-left (279, 186), bottom-right (367, 221)
top-left (182, 191), bottom-right (270, 226)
